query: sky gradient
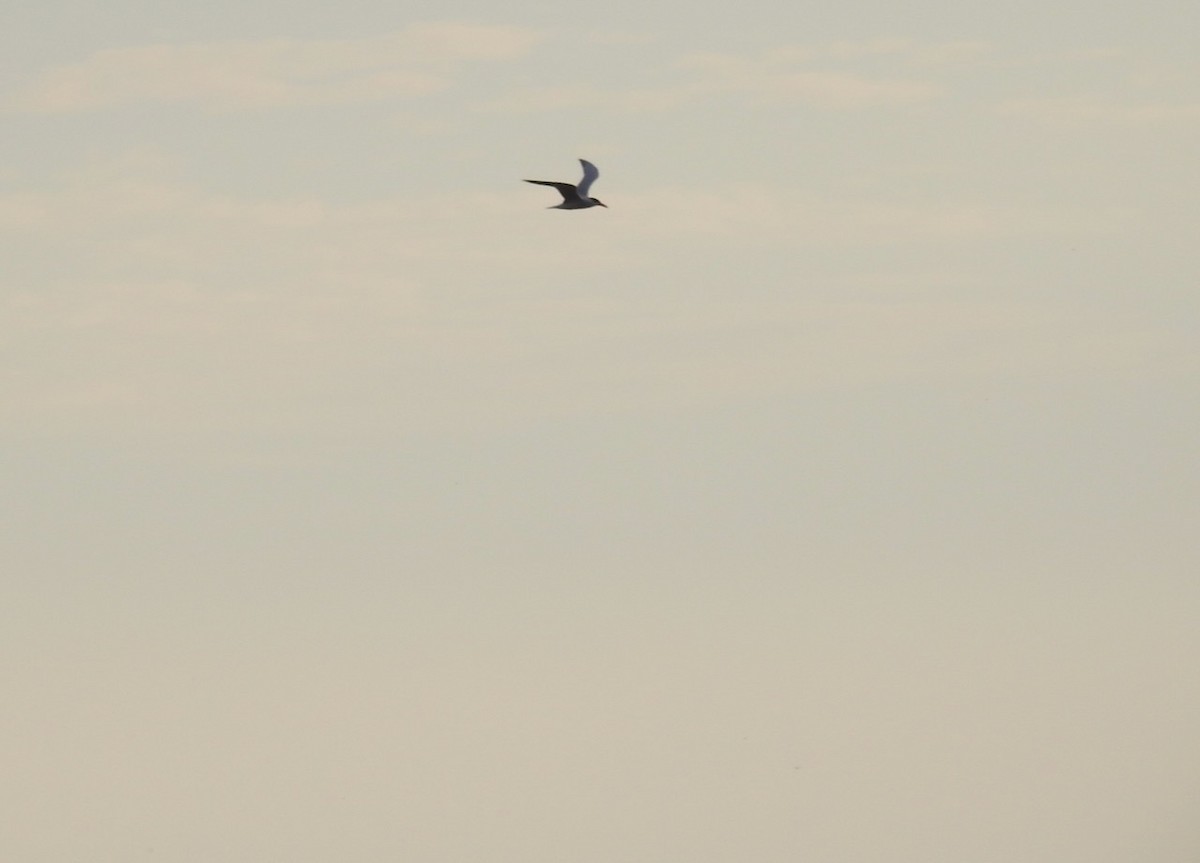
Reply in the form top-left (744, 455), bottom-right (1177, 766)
top-left (3, 2), bottom-right (1199, 861)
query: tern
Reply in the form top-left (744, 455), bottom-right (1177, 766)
top-left (524, 159), bottom-right (607, 209)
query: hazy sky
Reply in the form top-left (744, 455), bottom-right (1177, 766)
top-left (3, 1), bottom-right (1198, 861)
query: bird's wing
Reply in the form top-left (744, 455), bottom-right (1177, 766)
top-left (576, 159), bottom-right (600, 197)
top-left (523, 179), bottom-right (581, 202)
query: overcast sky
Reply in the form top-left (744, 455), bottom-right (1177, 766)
top-left (3, 1), bottom-right (1198, 861)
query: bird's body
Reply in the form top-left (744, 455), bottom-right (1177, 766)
top-left (524, 159), bottom-right (607, 209)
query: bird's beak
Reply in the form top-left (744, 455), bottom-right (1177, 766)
top-left (597, 201), bottom-right (608, 208)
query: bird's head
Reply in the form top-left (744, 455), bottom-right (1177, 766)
top-left (590, 198), bottom-right (607, 208)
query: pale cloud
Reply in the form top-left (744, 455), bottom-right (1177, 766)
top-left (996, 95), bottom-right (1200, 126)
top-left (825, 37), bottom-right (917, 59)
top-left (0, 154), bottom-right (619, 302)
top-left (761, 38), bottom-right (991, 67)
top-left (765, 70), bottom-right (940, 107)
top-left (481, 83), bottom-right (697, 114)
top-left (2, 155), bottom-right (1154, 438)
top-left (676, 51), bottom-right (942, 107)
top-left (4, 269), bottom-right (1161, 440)
top-left (822, 38), bottom-right (991, 65)
top-left (904, 40), bottom-right (992, 65)
top-left (8, 22), bottom-right (542, 112)
top-left (480, 85), bottom-right (604, 113)
top-left (0, 154), bottom-right (1130, 292)
top-left (611, 183), bottom-right (1131, 245)
top-left (485, 44), bottom-right (943, 115)
top-left (584, 30), bottom-right (660, 46)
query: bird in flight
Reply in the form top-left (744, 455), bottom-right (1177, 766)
top-left (524, 159), bottom-right (607, 209)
